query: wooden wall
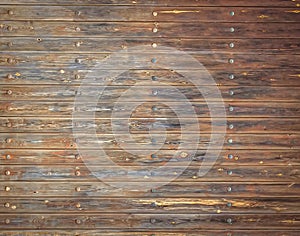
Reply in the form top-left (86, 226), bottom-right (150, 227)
top-left (0, 0), bottom-right (300, 235)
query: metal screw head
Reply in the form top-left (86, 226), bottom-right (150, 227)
top-left (229, 27), bottom-right (235, 32)
top-left (75, 219), bottom-right (81, 224)
top-left (229, 106), bottom-right (234, 112)
top-left (151, 58), bottom-right (157, 63)
top-left (5, 170), bottom-right (11, 176)
top-left (7, 26), bottom-right (13, 31)
top-left (229, 42), bottom-right (235, 48)
top-left (75, 170), bottom-right (81, 176)
top-left (6, 154), bottom-right (11, 159)
top-left (151, 154), bottom-right (157, 158)
top-left (74, 154), bottom-right (81, 160)
top-left (152, 43), bottom-right (157, 48)
top-left (152, 90), bottom-right (158, 95)
top-left (228, 58), bottom-right (234, 64)
top-left (229, 90), bottom-right (234, 96)
top-left (228, 154), bottom-right (233, 159)
top-left (75, 58), bottom-right (82, 63)
top-left (150, 218), bottom-right (156, 223)
top-left (151, 76), bottom-right (157, 81)
top-left (227, 186), bottom-right (232, 192)
top-left (75, 186), bottom-right (81, 192)
top-left (4, 202), bottom-right (10, 208)
top-left (228, 74), bottom-right (235, 80)
top-left (5, 138), bottom-right (12, 143)
top-left (74, 74), bottom-right (80, 80)
top-left (75, 27), bottom-right (81, 32)
top-left (228, 138), bottom-right (233, 144)
top-left (75, 11), bottom-right (81, 16)
top-left (5, 186), bottom-right (11, 192)
top-left (150, 202), bottom-right (157, 207)
top-left (227, 218), bottom-right (233, 224)
top-left (152, 28), bottom-right (158, 33)
top-left (7, 42), bottom-right (13, 47)
top-left (227, 202), bottom-right (232, 207)
top-left (229, 124), bottom-right (234, 129)
top-left (227, 170), bottom-right (233, 175)
top-left (230, 11), bottom-right (235, 16)
top-left (5, 219), bottom-right (10, 224)
top-left (152, 11), bottom-right (158, 16)
top-left (151, 105), bottom-right (158, 111)
top-left (75, 42), bottom-right (81, 47)
top-left (76, 203), bottom-right (81, 208)
top-left (6, 90), bottom-right (13, 95)
top-left (8, 10), bottom-right (14, 15)
top-left (7, 74), bottom-right (14, 79)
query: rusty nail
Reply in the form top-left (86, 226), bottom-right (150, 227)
top-left (7, 74), bottom-right (14, 79)
top-left (76, 203), bottom-right (81, 208)
top-left (7, 58), bottom-right (14, 64)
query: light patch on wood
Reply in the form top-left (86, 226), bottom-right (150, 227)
top-left (281, 219), bottom-right (299, 224)
top-left (258, 15), bottom-right (269, 19)
top-left (136, 199), bottom-right (224, 207)
top-left (158, 10), bottom-right (200, 14)
top-left (286, 10), bottom-right (300, 13)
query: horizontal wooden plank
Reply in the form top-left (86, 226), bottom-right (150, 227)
top-left (0, 117), bottom-right (299, 134)
top-left (2, 69), bottom-right (300, 86)
top-left (1, 181), bottom-right (298, 198)
top-left (1, 22), bottom-right (299, 38)
top-left (0, 213), bottom-right (299, 229)
top-left (0, 165), bottom-right (299, 181)
top-left (1, 53), bottom-right (299, 70)
top-left (1, 101), bottom-right (299, 118)
top-left (0, 230), bottom-right (299, 236)
top-left (0, 7), bottom-right (299, 22)
top-left (0, 133), bottom-right (299, 149)
top-left (1, 149), bottom-right (300, 166)
top-left (0, 0), bottom-right (298, 7)
top-left (0, 197), bottom-right (299, 214)
top-left (1, 38), bottom-right (300, 55)
top-left (1, 85), bottom-right (300, 102)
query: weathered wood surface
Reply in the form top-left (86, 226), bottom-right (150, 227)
top-left (1, 101), bottom-right (300, 117)
top-left (1, 22), bottom-right (299, 38)
top-left (1, 86), bottom-right (300, 101)
top-left (0, 230), bottom-right (300, 236)
top-left (1, 149), bottom-right (300, 166)
top-left (1, 38), bottom-right (300, 54)
top-left (0, 165), bottom-right (299, 181)
top-left (0, 0), bottom-right (298, 7)
top-left (0, 7), bottom-right (300, 22)
top-left (1, 182), bottom-right (299, 198)
top-left (1, 197), bottom-right (299, 213)
top-left (1, 53), bottom-right (299, 69)
top-left (0, 214), bottom-right (299, 229)
top-left (1, 69), bottom-right (300, 86)
top-left (1, 117), bottom-right (299, 134)
top-left (1, 133), bottom-right (299, 149)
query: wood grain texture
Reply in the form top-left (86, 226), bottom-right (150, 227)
top-left (1, 22), bottom-right (299, 38)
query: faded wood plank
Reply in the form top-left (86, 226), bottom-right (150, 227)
top-left (1, 149), bottom-right (300, 166)
top-left (0, 213), bottom-right (299, 229)
top-left (1, 101), bottom-right (300, 118)
top-left (0, 197), bottom-right (299, 214)
top-left (2, 69), bottom-right (300, 86)
top-left (0, 117), bottom-right (299, 134)
top-left (1, 52), bottom-right (299, 70)
top-left (0, 0), bottom-right (298, 7)
top-left (1, 38), bottom-right (300, 54)
top-left (0, 133), bottom-right (299, 149)
top-left (1, 181), bottom-right (299, 198)
top-left (0, 7), bottom-right (299, 22)
top-left (1, 86), bottom-right (300, 102)
top-left (0, 165), bottom-right (299, 182)
top-left (1, 22), bottom-right (299, 38)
